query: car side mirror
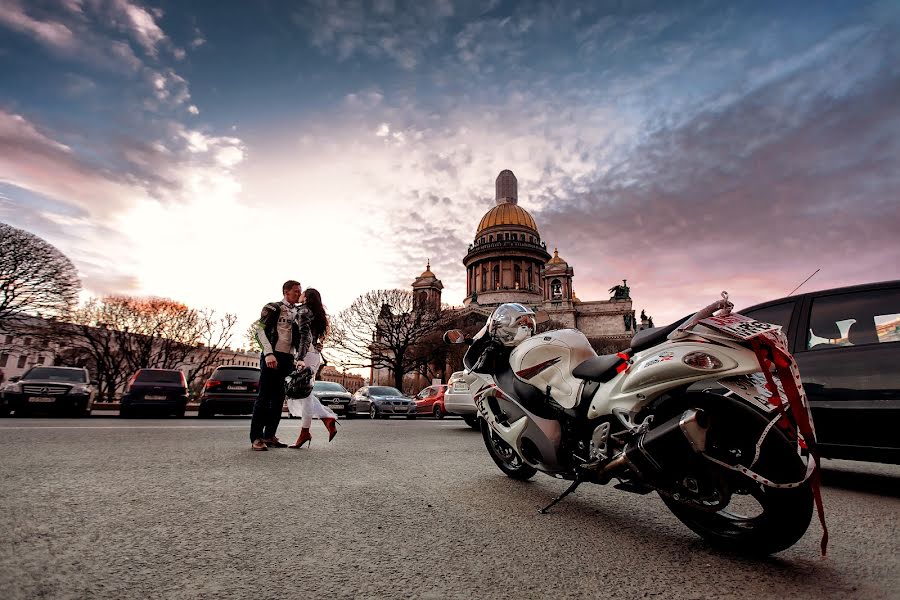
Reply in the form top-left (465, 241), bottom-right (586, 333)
top-left (90, 380), bottom-right (98, 386)
top-left (443, 329), bottom-right (467, 344)
top-left (9, 376), bottom-right (20, 383)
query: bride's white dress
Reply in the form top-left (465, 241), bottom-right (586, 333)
top-left (286, 348), bottom-right (337, 421)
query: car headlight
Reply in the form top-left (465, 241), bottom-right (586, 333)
top-left (70, 385), bottom-right (91, 394)
top-left (2, 383), bottom-right (21, 394)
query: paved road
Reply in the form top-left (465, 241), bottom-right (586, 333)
top-left (0, 417), bottom-right (898, 599)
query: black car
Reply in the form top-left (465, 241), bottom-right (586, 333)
top-left (120, 368), bottom-right (189, 418)
top-left (0, 366), bottom-right (95, 417)
top-left (311, 380), bottom-right (352, 416)
top-left (735, 280), bottom-right (900, 464)
top-left (197, 365), bottom-right (260, 417)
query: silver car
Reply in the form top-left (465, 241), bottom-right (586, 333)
top-left (348, 386), bottom-right (417, 419)
top-left (444, 371), bottom-right (480, 429)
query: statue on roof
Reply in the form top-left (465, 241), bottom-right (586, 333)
top-left (608, 279), bottom-right (630, 300)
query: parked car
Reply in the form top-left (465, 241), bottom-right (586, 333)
top-left (120, 368), bottom-right (189, 418)
top-left (413, 384), bottom-right (448, 418)
top-left (197, 366), bottom-right (260, 418)
top-left (311, 381), bottom-right (352, 416)
top-left (0, 366), bottom-right (95, 417)
top-left (347, 386), bottom-right (416, 419)
top-left (720, 280), bottom-right (900, 464)
top-left (444, 370), bottom-right (480, 429)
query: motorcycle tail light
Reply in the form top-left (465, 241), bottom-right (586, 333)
top-left (682, 352), bottom-right (723, 370)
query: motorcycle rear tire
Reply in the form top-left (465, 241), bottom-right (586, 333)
top-left (654, 392), bottom-right (813, 555)
top-left (481, 420), bottom-right (537, 480)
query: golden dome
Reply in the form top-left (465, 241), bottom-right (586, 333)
top-left (476, 203), bottom-right (538, 234)
top-left (419, 260), bottom-right (435, 278)
top-left (548, 248), bottom-right (566, 264)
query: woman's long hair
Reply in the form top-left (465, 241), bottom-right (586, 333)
top-left (304, 288), bottom-right (329, 339)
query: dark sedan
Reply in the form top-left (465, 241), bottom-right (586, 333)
top-left (347, 386), bottom-right (416, 419)
top-left (0, 366), bottom-right (95, 417)
top-left (120, 368), bottom-right (189, 418)
top-left (197, 366), bottom-right (260, 417)
top-left (735, 280), bottom-right (900, 464)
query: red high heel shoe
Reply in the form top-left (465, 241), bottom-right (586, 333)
top-left (322, 418), bottom-right (338, 442)
top-left (289, 428), bottom-right (312, 448)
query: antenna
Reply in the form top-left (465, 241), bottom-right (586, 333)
top-left (788, 268), bottom-right (820, 296)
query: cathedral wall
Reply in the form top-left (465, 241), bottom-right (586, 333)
top-left (574, 300), bottom-right (634, 337)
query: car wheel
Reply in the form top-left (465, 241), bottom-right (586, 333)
top-left (433, 404), bottom-right (444, 420)
top-left (81, 403), bottom-right (92, 417)
top-left (406, 414), bottom-right (416, 420)
top-left (344, 408), bottom-right (354, 420)
top-left (197, 406), bottom-right (212, 418)
top-left (369, 406), bottom-right (379, 420)
top-left (463, 415), bottom-right (480, 430)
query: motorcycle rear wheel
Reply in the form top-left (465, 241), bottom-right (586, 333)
top-left (481, 420), bottom-right (537, 480)
top-left (654, 393), bottom-right (813, 555)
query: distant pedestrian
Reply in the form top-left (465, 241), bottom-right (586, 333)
top-left (287, 288), bottom-right (338, 448)
top-left (248, 280), bottom-right (303, 451)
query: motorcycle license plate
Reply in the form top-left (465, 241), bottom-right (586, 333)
top-left (227, 385), bottom-right (247, 391)
top-left (453, 384), bottom-right (469, 391)
top-left (700, 313), bottom-right (781, 340)
top-left (28, 396), bottom-right (55, 403)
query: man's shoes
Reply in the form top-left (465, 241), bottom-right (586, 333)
top-left (263, 437), bottom-right (288, 448)
top-left (251, 439), bottom-right (268, 451)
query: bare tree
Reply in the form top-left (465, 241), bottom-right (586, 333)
top-left (330, 289), bottom-right (444, 390)
top-left (0, 222), bottom-right (80, 326)
top-left (43, 296), bottom-right (237, 399)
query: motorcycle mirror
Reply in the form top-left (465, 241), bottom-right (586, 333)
top-left (534, 311), bottom-right (550, 325)
top-left (443, 329), bottom-right (467, 344)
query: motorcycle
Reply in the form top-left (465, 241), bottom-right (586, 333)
top-left (444, 294), bottom-right (827, 556)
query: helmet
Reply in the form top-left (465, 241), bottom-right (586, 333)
top-left (489, 303), bottom-right (537, 346)
top-left (285, 367), bottom-right (313, 398)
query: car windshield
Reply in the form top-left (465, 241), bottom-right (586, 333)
top-left (370, 386), bottom-right (403, 396)
top-left (213, 368), bottom-right (260, 381)
top-left (135, 370), bottom-right (184, 384)
top-left (22, 367), bottom-right (86, 383)
top-left (314, 381), bottom-right (347, 392)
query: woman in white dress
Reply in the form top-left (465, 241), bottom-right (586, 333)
top-left (287, 288), bottom-right (338, 448)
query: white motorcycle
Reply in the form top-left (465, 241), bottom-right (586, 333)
top-left (444, 294), bottom-right (826, 556)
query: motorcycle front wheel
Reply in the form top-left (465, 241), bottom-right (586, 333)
top-left (654, 393), bottom-right (813, 555)
top-left (481, 420), bottom-right (537, 480)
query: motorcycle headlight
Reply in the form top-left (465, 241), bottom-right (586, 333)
top-left (682, 352), bottom-right (723, 370)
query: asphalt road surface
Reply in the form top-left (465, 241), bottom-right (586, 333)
top-left (0, 416), bottom-right (898, 600)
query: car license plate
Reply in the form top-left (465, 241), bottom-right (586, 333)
top-left (28, 396), bottom-right (55, 403)
top-left (329, 403), bottom-right (342, 409)
top-left (145, 395), bottom-right (167, 400)
top-left (227, 385), bottom-right (247, 391)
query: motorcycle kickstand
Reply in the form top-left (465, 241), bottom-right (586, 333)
top-left (539, 478), bottom-right (582, 514)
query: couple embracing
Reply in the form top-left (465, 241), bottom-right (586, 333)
top-left (249, 280), bottom-right (338, 451)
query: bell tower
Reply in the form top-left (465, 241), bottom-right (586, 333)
top-left (411, 260), bottom-right (443, 311)
top-left (542, 248), bottom-right (574, 306)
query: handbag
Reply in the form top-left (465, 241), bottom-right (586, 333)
top-left (285, 366), bottom-right (313, 399)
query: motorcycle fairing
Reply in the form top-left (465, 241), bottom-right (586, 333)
top-left (509, 328), bottom-right (596, 409)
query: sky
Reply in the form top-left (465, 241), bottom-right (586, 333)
top-left (1, 0), bottom-right (899, 349)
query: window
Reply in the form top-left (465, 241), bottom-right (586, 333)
top-left (493, 265), bottom-right (500, 289)
top-left (805, 288), bottom-right (900, 350)
top-left (17, 355), bottom-right (27, 368)
top-left (0, 353), bottom-right (8, 367)
top-left (36, 356), bottom-right (45, 365)
top-left (520, 234), bottom-right (525, 241)
top-left (481, 268), bottom-right (486, 290)
top-left (24, 337), bottom-right (31, 346)
top-left (3, 335), bottom-right (11, 344)
top-left (742, 302), bottom-right (795, 331)
top-left (514, 264), bottom-right (521, 289)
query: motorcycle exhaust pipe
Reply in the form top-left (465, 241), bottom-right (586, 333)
top-left (594, 408), bottom-right (709, 479)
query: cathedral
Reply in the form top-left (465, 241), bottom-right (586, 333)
top-left (374, 169), bottom-right (643, 391)
top-left (413, 169), bottom-right (638, 352)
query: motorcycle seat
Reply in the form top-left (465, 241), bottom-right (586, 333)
top-left (572, 354), bottom-right (622, 382)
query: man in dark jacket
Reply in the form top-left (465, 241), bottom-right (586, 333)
top-left (248, 280), bottom-right (302, 450)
